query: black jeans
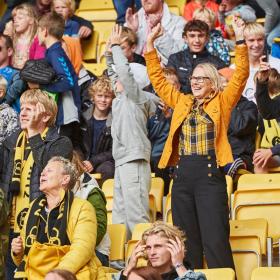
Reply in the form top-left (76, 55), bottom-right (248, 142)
top-left (5, 230), bottom-right (18, 280)
top-left (172, 155), bottom-right (235, 269)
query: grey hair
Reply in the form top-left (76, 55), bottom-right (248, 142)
top-left (48, 156), bottom-right (78, 190)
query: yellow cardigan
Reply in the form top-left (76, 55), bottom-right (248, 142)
top-left (144, 45), bottom-right (249, 168)
top-left (13, 194), bottom-right (106, 280)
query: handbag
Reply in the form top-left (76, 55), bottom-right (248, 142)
top-left (25, 241), bottom-right (92, 279)
top-left (20, 59), bottom-right (57, 85)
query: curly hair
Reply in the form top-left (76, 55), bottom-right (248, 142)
top-left (88, 76), bottom-right (114, 99)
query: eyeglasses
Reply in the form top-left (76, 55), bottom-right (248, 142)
top-left (189, 76), bottom-right (210, 84)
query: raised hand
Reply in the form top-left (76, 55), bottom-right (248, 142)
top-left (257, 55), bottom-right (270, 82)
top-left (110, 25), bottom-right (124, 46)
top-left (231, 15), bottom-right (245, 41)
top-left (125, 7), bottom-right (139, 32)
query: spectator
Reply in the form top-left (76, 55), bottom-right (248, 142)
top-left (148, 68), bottom-right (178, 195)
top-left (0, 89), bottom-right (73, 279)
top-left (36, 12), bottom-right (81, 148)
top-left (72, 151), bottom-right (110, 267)
top-left (254, 66), bottom-right (280, 173)
top-left (121, 221), bottom-right (206, 280)
top-left (105, 25), bottom-right (159, 239)
top-left (218, 0), bottom-right (256, 49)
top-left (11, 3), bottom-right (38, 69)
top-left (218, 68), bottom-right (258, 176)
top-left (45, 269), bottom-right (77, 280)
top-left (11, 156), bottom-right (105, 279)
top-left (255, 0), bottom-right (280, 48)
top-left (52, 0), bottom-right (80, 37)
top-left (0, 33), bottom-right (27, 113)
top-left (125, 0), bottom-right (186, 64)
top-left (145, 18), bottom-right (248, 269)
top-left (184, 0), bottom-right (219, 25)
top-left (235, 22), bottom-right (280, 103)
top-left (193, 8), bottom-right (230, 65)
top-left (114, 0), bottom-right (142, 24)
top-left (167, 20), bottom-right (226, 94)
top-left (0, 75), bottom-right (19, 145)
top-left (79, 76), bottom-right (114, 183)
top-left (120, 27), bottom-right (146, 65)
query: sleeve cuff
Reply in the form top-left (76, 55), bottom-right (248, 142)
top-left (144, 49), bottom-right (158, 60)
top-left (271, 145), bottom-right (280, 156)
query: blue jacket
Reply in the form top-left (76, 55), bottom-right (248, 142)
top-left (65, 19), bottom-right (80, 37)
top-left (42, 42), bottom-right (81, 125)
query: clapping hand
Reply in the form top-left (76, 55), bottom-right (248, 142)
top-left (110, 25), bottom-right (126, 46)
top-left (125, 7), bottom-right (139, 32)
top-left (231, 15), bottom-right (245, 41)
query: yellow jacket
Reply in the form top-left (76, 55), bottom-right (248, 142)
top-left (144, 45), bottom-right (249, 168)
top-left (13, 194), bottom-right (106, 280)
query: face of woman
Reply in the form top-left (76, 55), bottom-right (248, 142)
top-left (13, 10), bottom-right (34, 34)
top-left (39, 161), bottom-right (69, 193)
top-left (190, 66), bottom-right (213, 100)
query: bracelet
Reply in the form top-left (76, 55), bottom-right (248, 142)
top-left (236, 39), bottom-right (246, 45)
top-left (175, 262), bottom-right (184, 269)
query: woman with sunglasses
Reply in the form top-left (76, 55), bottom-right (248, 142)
top-left (144, 16), bottom-right (249, 269)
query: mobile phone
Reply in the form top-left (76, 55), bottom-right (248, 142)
top-left (263, 40), bottom-right (269, 63)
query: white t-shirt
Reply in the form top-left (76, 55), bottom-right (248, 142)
top-left (231, 55), bottom-right (280, 103)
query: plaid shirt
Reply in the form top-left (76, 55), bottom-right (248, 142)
top-left (179, 104), bottom-right (215, 155)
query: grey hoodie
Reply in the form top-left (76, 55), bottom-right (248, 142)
top-left (106, 45), bottom-right (159, 167)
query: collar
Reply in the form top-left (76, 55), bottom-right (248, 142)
top-left (46, 42), bottom-right (62, 53)
top-left (185, 48), bottom-right (209, 59)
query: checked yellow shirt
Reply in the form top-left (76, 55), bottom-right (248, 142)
top-left (179, 105), bottom-right (215, 155)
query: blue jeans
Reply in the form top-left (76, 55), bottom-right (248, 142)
top-left (113, 0), bottom-right (142, 24)
top-left (267, 21), bottom-right (280, 47)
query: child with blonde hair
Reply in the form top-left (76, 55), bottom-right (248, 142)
top-left (52, 0), bottom-right (80, 37)
top-left (11, 3), bottom-right (38, 69)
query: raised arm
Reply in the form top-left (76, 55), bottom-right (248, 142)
top-left (145, 23), bottom-right (184, 109)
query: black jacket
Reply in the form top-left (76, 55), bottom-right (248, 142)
top-left (167, 48), bottom-right (226, 93)
top-left (0, 127), bottom-right (73, 202)
top-left (228, 96), bottom-right (258, 168)
top-left (80, 104), bottom-right (114, 168)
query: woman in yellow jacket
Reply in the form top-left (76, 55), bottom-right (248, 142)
top-left (144, 18), bottom-right (249, 269)
top-left (11, 156), bottom-right (106, 280)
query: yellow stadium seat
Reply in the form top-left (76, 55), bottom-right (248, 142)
top-left (107, 224), bottom-right (126, 261)
top-left (131, 223), bottom-right (152, 240)
top-left (81, 30), bottom-right (99, 61)
top-left (165, 0), bottom-right (187, 16)
top-left (230, 235), bottom-right (261, 280)
top-left (107, 211), bottom-right (112, 225)
top-left (251, 267), bottom-right (280, 280)
top-left (83, 62), bottom-right (107, 77)
top-left (164, 193), bottom-right (172, 224)
top-left (195, 268), bottom-right (235, 280)
top-left (102, 179), bottom-right (114, 197)
top-left (168, 179), bottom-right (173, 194)
top-left (0, 0), bottom-right (6, 17)
top-left (106, 195), bottom-right (113, 224)
top-left (256, 18), bottom-right (265, 25)
top-left (90, 173), bottom-right (102, 180)
top-left (150, 177), bottom-right (164, 213)
top-left (149, 194), bottom-right (157, 222)
top-left (237, 174), bottom-right (280, 190)
top-left (78, 0), bottom-right (115, 10)
top-left (76, 9), bottom-right (117, 22)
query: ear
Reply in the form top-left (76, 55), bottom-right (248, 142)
top-left (42, 113), bottom-right (51, 125)
top-left (61, 174), bottom-right (70, 189)
top-left (7, 47), bottom-right (13, 58)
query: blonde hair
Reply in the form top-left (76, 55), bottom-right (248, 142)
top-left (142, 221), bottom-right (186, 246)
top-left (20, 89), bottom-right (58, 127)
top-left (268, 68), bottom-right (280, 97)
top-left (0, 75), bottom-right (8, 90)
top-left (244, 22), bottom-right (265, 39)
top-left (88, 76), bottom-right (114, 99)
top-left (193, 7), bottom-right (216, 29)
top-left (194, 63), bottom-right (222, 94)
top-left (52, 0), bottom-right (76, 17)
top-left (121, 27), bottom-right (138, 46)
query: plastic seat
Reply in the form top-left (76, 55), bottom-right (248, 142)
top-left (230, 235), bottom-right (261, 280)
top-left (195, 268), bottom-right (235, 280)
top-left (149, 194), bottom-right (157, 222)
top-left (251, 267), bottom-right (280, 280)
top-left (150, 177), bottom-right (164, 213)
top-left (90, 173), bottom-right (102, 180)
top-left (76, 9), bottom-right (116, 22)
top-left (106, 195), bottom-right (113, 224)
top-left (83, 62), bottom-right (107, 77)
top-left (102, 179), bottom-right (114, 197)
top-left (164, 193), bottom-right (172, 224)
top-left (78, 0), bottom-right (114, 10)
top-left (131, 223), bottom-right (152, 240)
top-left (107, 224), bottom-right (126, 261)
top-left (81, 30), bottom-right (98, 61)
top-left (165, 0), bottom-right (187, 15)
top-left (237, 174), bottom-right (280, 190)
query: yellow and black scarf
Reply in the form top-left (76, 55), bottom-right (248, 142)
top-left (17, 190), bottom-right (74, 275)
top-left (10, 129), bottom-right (48, 233)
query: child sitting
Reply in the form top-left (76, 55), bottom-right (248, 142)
top-left (80, 76), bottom-right (114, 184)
top-left (11, 3), bottom-right (38, 69)
top-left (52, 0), bottom-right (80, 37)
top-left (36, 12), bottom-right (81, 147)
top-left (193, 7), bottom-right (230, 65)
top-left (0, 75), bottom-right (19, 145)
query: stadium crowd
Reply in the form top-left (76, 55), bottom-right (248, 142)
top-left (0, 0), bottom-right (280, 279)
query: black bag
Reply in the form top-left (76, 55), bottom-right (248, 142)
top-left (20, 59), bottom-right (57, 85)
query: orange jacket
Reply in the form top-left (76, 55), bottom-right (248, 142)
top-left (144, 45), bottom-right (249, 168)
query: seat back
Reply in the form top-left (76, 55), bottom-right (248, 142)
top-left (195, 268), bottom-right (235, 280)
top-left (149, 194), bottom-right (157, 222)
top-left (251, 267), bottom-right (280, 280)
top-left (102, 179), bottom-right (114, 197)
top-left (237, 174), bottom-right (280, 190)
top-left (106, 196), bottom-right (113, 224)
top-left (164, 193), bottom-right (172, 224)
top-left (107, 224), bottom-right (126, 261)
top-left (230, 235), bottom-right (261, 280)
top-left (150, 177), bottom-right (164, 213)
top-left (131, 223), bottom-right (152, 240)
top-left (165, 0), bottom-right (187, 15)
top-left (79, 0), bottom-right (115, 10)
top-left (81, 30), bottom-right (99, 61)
